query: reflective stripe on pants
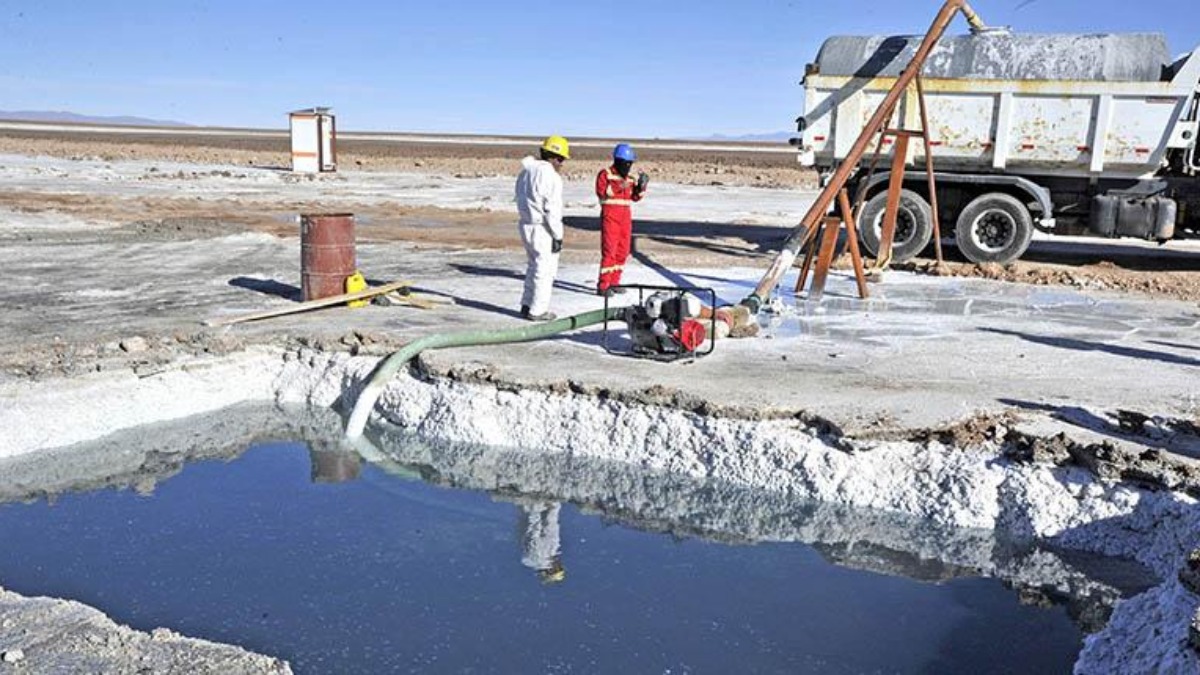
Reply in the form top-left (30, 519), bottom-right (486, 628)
top-left (597, 210), bottom-right (632, 291)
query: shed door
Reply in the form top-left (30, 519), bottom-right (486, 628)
top-left (319, 115), bottom-right (337, 172)
top-left (290, 115), bottom-right (320, 173)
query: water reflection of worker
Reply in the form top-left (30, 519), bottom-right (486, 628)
top-left (518, 500), bottom-right (566, 584)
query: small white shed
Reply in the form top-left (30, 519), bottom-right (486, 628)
top-left (289, 107), bottom-right (337, 173)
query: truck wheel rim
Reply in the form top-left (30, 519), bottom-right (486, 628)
top-left (970, 210), bottom-right (1016, 252)
top-left (871, 206), bottom-right (917, 247)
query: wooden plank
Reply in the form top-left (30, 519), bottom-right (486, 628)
top-left (375, 292), bottom-right (448, 311)
top-left (205, 280), bottom-right (412, 327)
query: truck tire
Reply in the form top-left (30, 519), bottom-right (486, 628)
top-left (954, 192), bottom-right (1034, 264)
top-left (858, 189), bottom-right (934, 263)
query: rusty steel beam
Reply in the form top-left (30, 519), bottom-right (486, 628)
top-left (793, 189), bottom-right (870, 300)
top-left (808, 216), bottom-right (844, 301)
top-left (838, 190), bottom-right (870, 299)
top-left (793, 225), bottom-right (821, 294)
top-left (876, 132), bottom-right (911, 266)
top-left (916, 75), bottom-right (945, 263)
top-left (741, 0), bottom-right (980, 314)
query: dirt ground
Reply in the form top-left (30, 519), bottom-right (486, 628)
top-left (0, 129), bottom-right (816, 190)
top-left (3, 126), bottom-right (1197, 303)
top-left (3, 125), bottom-right (1199, 673)
top-left (0, 125), bottom-right (1197, 386)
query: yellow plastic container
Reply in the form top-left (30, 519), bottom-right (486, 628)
top-left (345, 271), bottom-right (368, 308)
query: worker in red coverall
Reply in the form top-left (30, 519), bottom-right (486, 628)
top-left (595, 143), bottom-right (648, 296)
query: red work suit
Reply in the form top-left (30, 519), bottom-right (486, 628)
top-left (595, 166), bottom-right (644, 292)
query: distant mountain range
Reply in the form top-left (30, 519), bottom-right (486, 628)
top-left (688, 131), bottom-right (795, 143)
top-left (0, 111), bottom-right (791, 141)
top-left (0, 110), bottom-right (190, 127)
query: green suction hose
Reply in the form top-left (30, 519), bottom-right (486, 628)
top-left (344, 306), bottom-right (621, 440)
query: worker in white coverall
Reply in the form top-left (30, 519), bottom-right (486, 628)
top-left (515, 135), bottom-right (570, 321)
top-left (518, 500), bottom-right (565, 584)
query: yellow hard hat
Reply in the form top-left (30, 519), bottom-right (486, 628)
top-left (538, 558), bottom-right (566, 584)
top-left (541, 135), bottom-right (570, 160)
top-left (539, 567), bottom-right (566, 585)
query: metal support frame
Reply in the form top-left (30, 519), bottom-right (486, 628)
top-left (794, 190), bottom-right (869, 301)
top-left (868, 77), bottom-right (944, 270)
top-left (745, 0), bottom-right (986, 312)
top-left (917, 76), bottom-right (945, 262)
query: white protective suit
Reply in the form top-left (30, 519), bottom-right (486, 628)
top-left (514, 156), bottom-right (564, 316)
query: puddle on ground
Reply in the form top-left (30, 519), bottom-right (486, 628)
top-left (0, 409), bottom-right (1158, 674)
top-left (757, 273), bottom-right (1198, 346)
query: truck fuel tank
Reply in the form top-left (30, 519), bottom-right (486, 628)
top-left (1089, 194), bottom-right (1177, 240)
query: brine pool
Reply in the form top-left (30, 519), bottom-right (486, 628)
top-left (0, 440), bottom-right (1155, 674)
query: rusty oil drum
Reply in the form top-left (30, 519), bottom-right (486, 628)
top-left (300, 213), bottom-right (356, 301)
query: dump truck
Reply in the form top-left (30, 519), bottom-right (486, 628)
top-left (792, 31), bottom-right (1200, 264)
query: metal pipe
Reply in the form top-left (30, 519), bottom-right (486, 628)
top-left (876, 131), bottom-right (912, 266)
top-left (960, 1), bottom-right (988, 34)
top-left (916, 75), bottom-right (945, 262)
top-left (741, 0), bottom-right (974, 315)
top-left (838, 189), bottom-right (871, 299)
top-left (344, 307), bottom-right (622, 440)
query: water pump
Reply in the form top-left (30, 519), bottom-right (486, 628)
top-left (603, 285), bottom-right (716, 362)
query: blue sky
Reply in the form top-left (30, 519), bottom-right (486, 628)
top-left (1, 1), bottom-right (1197, 137)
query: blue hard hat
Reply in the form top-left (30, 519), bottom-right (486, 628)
top-left (613, 143), bottom-right (636, 162)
